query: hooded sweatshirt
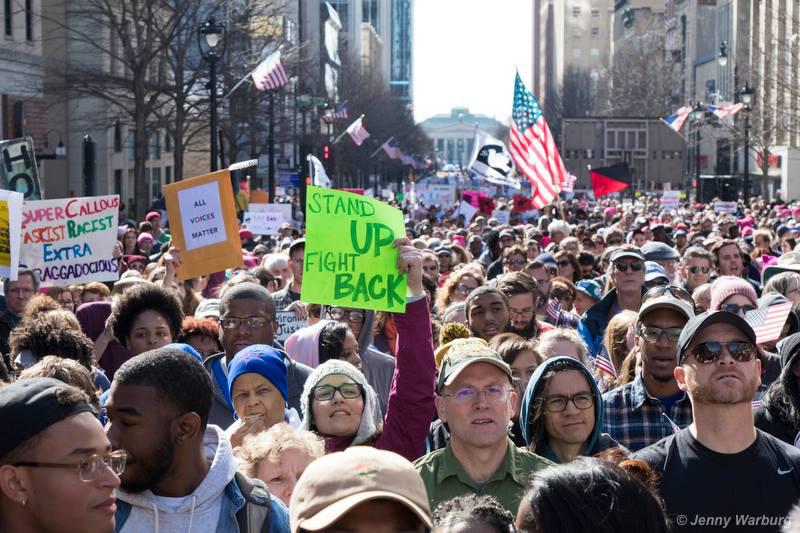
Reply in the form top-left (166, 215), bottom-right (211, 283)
top-left (755, 333), bottom-right (800, 445)
top-left (117, 425), bottom-right (237, 533)
top-left (519, 357), bottom-right (622, 463)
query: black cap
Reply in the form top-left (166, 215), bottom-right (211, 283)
top-left (676, 311), bottom-right (757, 363)
top-left (609, 246), bottom-right (645, 263)
top-left (0, 378), bottom-right (95, 457)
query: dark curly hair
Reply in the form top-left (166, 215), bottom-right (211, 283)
top-left (432, 494), bottom-right (514, 532)
top-left (110, 284), bottom-right (184, 345)
top-left (318, 321), bottom-right (349, 365)
top-left (9, 312), bottom-right (95, 371)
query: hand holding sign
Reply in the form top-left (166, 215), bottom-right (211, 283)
top-left (394, 238), bottom-right (423, 298)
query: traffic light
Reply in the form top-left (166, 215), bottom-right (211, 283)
top-left (323, 145), bottom-right (330, 160)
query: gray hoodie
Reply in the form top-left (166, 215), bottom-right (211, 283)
top-left (117, 425), bottom-right (237, 533)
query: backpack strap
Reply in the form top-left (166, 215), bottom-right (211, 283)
top-left (234, 472), bottom-right (272, 533)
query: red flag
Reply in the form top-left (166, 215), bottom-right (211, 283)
top-left (513, 194), bottom-right (534, 212)
top-left (590, 164), bottom-right (631, 197)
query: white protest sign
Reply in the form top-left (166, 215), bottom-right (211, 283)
top-left (660, 191), bottom-right (681, 210)
top-left (492, 210), bottom-right (511, 225)
top-left (276, 310), bottom-right (308, 342)
top-left (456, 200), bottom-right (479, 223)
top-left (178, 181), bottom-right (226, 250)
top-left (249, 203), bottom-right (292, 223)
top-left (714, 201), bottom-right (737, 214)
top-left (416, 184), bottom-right (456, 206)
top-left (20, 195), bottom-right (120, 287)
top-left (243, 211), bottom-right (283, 235)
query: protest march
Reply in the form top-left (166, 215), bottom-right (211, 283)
top-left (6, 4), bottom-right (800, 533)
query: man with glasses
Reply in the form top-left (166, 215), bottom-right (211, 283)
top-left (527, 259), bottom-right (553, 323)
top-left (0, 269), bottom-right (38, 362)
top-left (204, 282), bottom-right (311, 427)
top-left (496, 272), bottom-right (553, 340)
top-left (635, 311), bottom-right (800, 531)
top-left (324, 304), bottom-right (396, 417)
top-left (0, 378), bottom-right (121, 533)
top-left (414, 340), bottom-right (552, 514)
top-left (602, 286), bottom-right (695, 451)
top-left (680, 247), bottom-right (714, 292)
top-left (106, 348), bottom-right (289, 532)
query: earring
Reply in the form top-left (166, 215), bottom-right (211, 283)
top-left (20, 499), bottom-right (27, 508)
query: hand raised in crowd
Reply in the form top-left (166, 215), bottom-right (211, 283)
top-left (393, 237), bottom-right (423, 297)
top-left (285, 299), bottom-right (307, 320)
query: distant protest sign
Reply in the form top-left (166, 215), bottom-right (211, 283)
top-left (714, 201), bottom-right (737, 214)
top-left (416, 184), bottom-right (456, 206)
top-left (243, 211), bottom-right (283, 235)
top-left (303, 185), bottom-right (407, 312)
top-left (276, 311), bottom-right (307, 342)
top-left (0, 137), bottom-right (42, 200)
top-left (660, 191), bottom-right (680, 210)
top-left (164, 169), bottom-right (243, 280)
top-left (249, 203), bottom-right (292, 223)
top-left (492, 209), bottom-right (510, 225)
top-left (0, 190), bottom-right (23, 280)
top-left (20, 195), bottom-right (120, 287)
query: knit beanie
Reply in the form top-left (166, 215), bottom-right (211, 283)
top-left (709, 276), bottom-right (758, 311)
top-left (163, 343), bottom-right (203, 363)
top-left (300, 359), bottom-right (382, 445)
top-left (137, 232), bottom-right (154, 245)
top-left (227, 344), bottom-right (289, 403)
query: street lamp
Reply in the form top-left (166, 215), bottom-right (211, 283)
top-left (690, 102), bottom-right (705, 202)
top-left (718, 41), bottom-right (728, 67)
top-left (44, 129), bottom-right (66, 158)
top-left (198, 17), bottom-right (225, 172)
top-left (739, 82), bottom-right (755, 200)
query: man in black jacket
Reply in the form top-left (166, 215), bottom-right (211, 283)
top-left (755, 333), bottom-right (800, 445)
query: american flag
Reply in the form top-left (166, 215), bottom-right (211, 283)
top-left (561, 172), bottom-right (577, 193)
top-left (708, 102), bottom-right (744, 120)
top-left (594, 350), bottom-right (617, 378)
top-left (509, 73), bottom-right (566, 208)
top-left (662, 105), bottom-right (692, 132)
top-left (251, 50), bottom-right (288, 91)
top-left (345, 116), bottom-right (370, 146)
top-left (381, 137), bottom-right (402, 159)
top-left (744, 302), bottom-right (794, 345)
top-left (322, 102), bottom-right (349, 123)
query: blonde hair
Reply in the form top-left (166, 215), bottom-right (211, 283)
top-left (235, 423), bottom-right (325, 478)
top-left (601, 310), bottom-right (638, 375)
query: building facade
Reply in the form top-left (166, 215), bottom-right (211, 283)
top-left (419, 108), bottom-right (506, 168)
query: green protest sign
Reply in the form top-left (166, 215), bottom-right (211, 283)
top-left (302, 186), bottom-right (407, 312)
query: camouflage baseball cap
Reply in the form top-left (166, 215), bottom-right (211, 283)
top-left (436, 338), bottom-right (512, 392)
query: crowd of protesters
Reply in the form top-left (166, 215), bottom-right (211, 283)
top-left (6, 191), bottom-right (800, 531)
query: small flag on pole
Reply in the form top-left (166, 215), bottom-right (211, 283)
top-left (381, 137), bottom-right (402, 159)
top-left (594, 352), bottom-right (617, 379)
top-left (251, 50), bottom-right (289, 91)
top-left (345, 116), bottom-right (370, 146)
top-left (662, 105), bottom-right (692, 132)
top-left (322, 101), bottom-right (349, 123)
top-left (561, 172), bottom-right (577, 193)
top-left (745, 302), bottom-right (794, 345)
top-left (468, 129), bottom-right (520, 189)
top-left (307, 154), bottom-right (331, 188)
top-left (707, 102), bottom-right (743, 121)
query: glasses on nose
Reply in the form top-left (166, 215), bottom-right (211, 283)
top-left (688, 266), bottom-right (710, 274)
top-left (684, 341), bottom-right (758, 364)
top-left (543, 392), bottom-right (594, 412)
top-left (638, 325), bottom-right (682, 343)
top-left (455, 284), bottom-right (477, 295)
top-left (440, 386), bottom-right (514, 404)
top-left (509, 307), bottom-right (535, 318)
top-left (220, 317), bottom-right (268, 329)
top-left (327, 308), bottom-right (365, 323)
top-left (311, 383), bottom-right (363, 401)
top-left (720, 304), bottom-right (756, 315)
top-left (14, 451), bottom-right (127, 482)
top-left (614, 261), bottom-right (644, 273)
top-left (7, 287), bottom-right (34, 296)
top-left (557, 260), bottom-right (571, 267)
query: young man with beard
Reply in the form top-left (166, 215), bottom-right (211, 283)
top-left (711, 238), bottom-right (761, 295)
top-left (636, 312), bottom-right (800, 532)
top-left (465, 287), bottom-right (511, 342)
top-left (526, 260), bottom-right (552, 324)
top-left (496, 272), bottom-right (553, 340)
top-left (106, 347), bottom-right (290, 532)
top-left (602, 287), bottom-right (695, 451)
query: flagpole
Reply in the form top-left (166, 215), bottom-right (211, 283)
top-left (370, 136), bottom-right (392, 158)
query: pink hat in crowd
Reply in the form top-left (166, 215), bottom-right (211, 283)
top-left (137, 233), bottom-right (154, 245)
top-left (242, 255), bottom-right (259, 268)
top-left (145, 211), bottom-right (161, 221)
top-left (451, 235), bottom-right (466, 247)
top-left (741, 227), bottom-right (754, 237)
top-left (604, 207), bottom-right (616, 217)
top-left (239, 228), bottom-right (254, 240)
top-left (792, 207), bottom-right (800, 218)
top-left (709, 276), bottom-right (758, 311)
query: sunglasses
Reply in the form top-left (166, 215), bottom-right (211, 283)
top-left (720, 304), bottom-right (756, 315)
top-left (643, 285), bottom-right (695, 308)
top-left (684, 341), bottom-right (758, 364)
top-left (557, 260), bottom-right (571, 267)
top-left (614, 261), bottom-right (644, 273)
top-left (688, 266), bottom-right (711, 274)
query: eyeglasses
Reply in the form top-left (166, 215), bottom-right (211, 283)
top-left (7, 287), bottom-right (34, 296)
top-left (688, 266), bottom-right (711, 274)
top-left (543, 392), bottom-right (594, 412)
top-left (557, 260), bottom-right (571, 267)
top-left (327, 308), bottom-right (366, 323)
top-left (504, 259), bottom-right (526, 267)
top-left (311, 383), bottom-right (364, 401)
top-left (509, 307), bottom-right (535, 318)
top-left (440, 386), bottom-right (514, 404)
top-left (684, 341), bottom-right (758, 364)
top-left (455, 284), bottom-right (478, 295)
top-left (643, 285), bottom-right (695, 308)
top-left (638, 325), bottom-right (682, 343)
top-left (614, 261), bottom-right (644, 273)
top-left (14, 451), bottom-right (127, 482)
top-left (720, 304), bottom-right (756, 315)
top-left (220, 317), bottom-right (269, 330)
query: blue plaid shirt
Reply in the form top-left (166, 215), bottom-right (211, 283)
top-left (602, 375), bottom-right (693, 452)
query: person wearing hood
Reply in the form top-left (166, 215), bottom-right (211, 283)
top-left (106, 347), bottom-right (289, 533)
top-left (519, 357), bottom-right (623, 463)
top-left (298, 238), bottom-right (435, 462)
top-left (755, 333), bottom-right (800, 445)
top-left (204, 282), bottom-right (312, 428)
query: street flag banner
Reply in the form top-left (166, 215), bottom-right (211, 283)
top-left (307, 154), bottom-right (332, 188)
top-left (303, 186), bottom-right (407, 312)
top-left (164, 169), bottom-right (243, 280)
top-left (561, 172), bottom-right (577, 193)
top-left (589, 163), bottom-right (631, 197)
top-left (745, 302), bottom-right (794, 345)
top-left (468, 129), bottom-right (520, 189)
top-left (20, 195), bottom-right (120, 287)
top-left (663, 105), bottom-right (691, 132)
top-left (322, 101), bottom-right (349, 123)
top-left (381, 137), bottom-right (402, 159)
top-left (346, 116), bottom-right (370, 146)
top-left (708, 102), bottom-right (743, 121)
top-left (400, 154), bottom-right (415, 166)
top-left (251, 50), bottom-right (288, 91)
top-left (509, 73), bottom-right (566, 208)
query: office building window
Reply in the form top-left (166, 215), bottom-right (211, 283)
top-left (149, 131), bottom-right (160, 160)
top-left (591, 8), bottom-right (599, 17)
top-left (573, 6), bottom-right (581, 17)
top-left (573, 48), bottom-right (581, 59)
top-left (127, 131), bottom-right (135, 161)
top-left (114, 169), bottom-right (122, 196)
top-left (592, 27), bottom-right (599, 38)
top-left (4, 0), bottom-right (11, 36)
top-left (113, 121), bottom-right (122, 153)
top-left (590, 48), bottom-right (599, 58)
top-left (574, 29), bottom-right (582, 38)
top-left (25, 0), bottom-right (32, 41)
top-left (165, 166), bottom-right (172, 184)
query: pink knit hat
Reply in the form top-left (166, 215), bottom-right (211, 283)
top-left (709, 276), bottom-right (757, 311)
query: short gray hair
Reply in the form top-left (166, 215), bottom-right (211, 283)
top-left (536, 327), bottom-right (590, 365)
top-left (261, 253), bottom-right (288, 271)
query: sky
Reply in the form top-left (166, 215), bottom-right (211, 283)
top-left (412, 1), bottom-right (533, 125)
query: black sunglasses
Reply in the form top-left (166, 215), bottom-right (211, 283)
top-left (688, 266), bottom-right (710, 274)
top-left (614, 261), bottom-right (644, 273)
top-left (643, 285), bottom-right (695, 307)
top-left (684, 341), bottom-right (758, 364)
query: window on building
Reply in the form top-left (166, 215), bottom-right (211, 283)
top-left (25, 0), bottom-right (32, 41)
top-left (591, 27), bottom-right (599, 38)
top-left (574, 29), bottom-right (582, 38)
top-left (149, 131), bottom-right (160, 160)
top-left (590, 48), bottom-right (599, 58)
top-left (13, 102), bottom-right (24, 137)
top-left (573, 48), bottom-right (581, 59)
top-left (165, 166), bottom-right (172, 184)
top-left (127, 131), bottom-right (135, 161)
top-left (151, 167), bottom-right (161, 196)
top-left (436, 138), bottom-right (444, 152)
top-left (573, 6), bottom-right (581, 17)
top-left (606, 131), bottom-right (615, 148)
top-left (114, 169), bottom-right (123, 196)
top-left (113, 121), bottom-right (122, 153)
top-left (638, 131), bottom-right (647, 149)
top-left (165, 131), bottom-right (172, 152)
top-left (4, 0), bottom-right (12, 37)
